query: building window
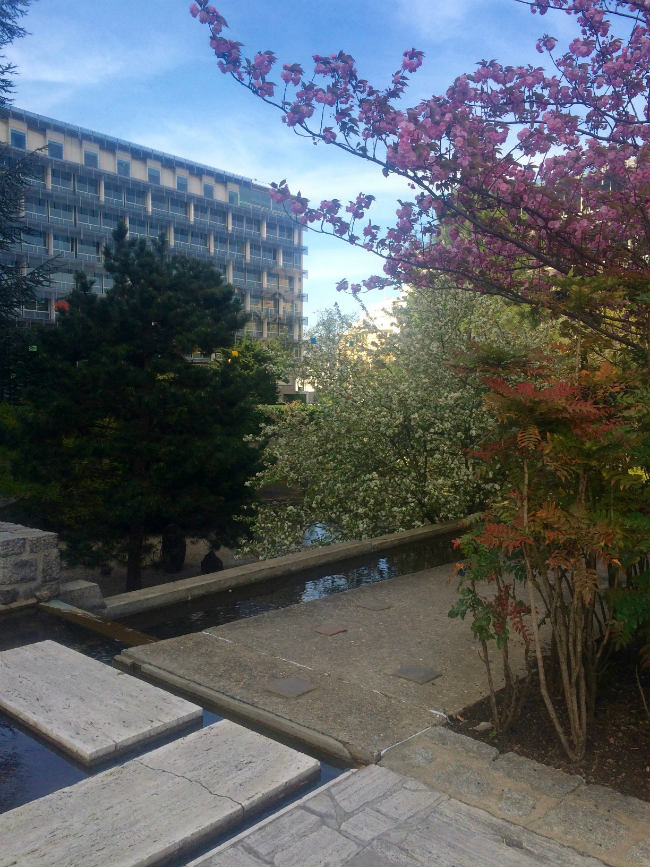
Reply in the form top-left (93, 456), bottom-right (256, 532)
top-left (49, 202), bottom-right (74, 224)
top-left (53, 233), bottom-right (73, 253)
top-left (103, 180), bottom-right (123, 204)
top-left (51, 167), bottom-right (73, 191)
top-left (203, 183), bottom-right (214, 199)
top-left (101, 211), bottom-right (120, 229)
top-left (176, 176), bottom-right (188, 193)
top-left (83, 150), bottom-right (99, 168)
top-left (128, 217), bottom-right (147, 236)
top-left (174, 227), bottom-right (189, 246)
top-left (23, 297), bottom-right (49, 314)
top-left (125, 188), bottom-right (145, 207)
top-left (77, 207), bottom-right (100, 228)
top-left (228, 190), bottom-right (239, 206)
top-left (148, 167), bottom-right (161, 184)
top-left (10, 128), bottom-right (26, 149)
top-left (47, 140), bottom-right (64, 160)
top-left (76, 175), bottom-right (98, 196)
top-left (116, 158), bottom-right (131, 178)
top-left (151, 193), bottom-right (167, 214)
top-left (21, 230), bottom-right (46, 250)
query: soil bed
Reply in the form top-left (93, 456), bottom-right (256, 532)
top-left (448, 653), bottom-right (649, 802)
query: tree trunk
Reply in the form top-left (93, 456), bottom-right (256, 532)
top-left (126, 528), bottom-right (144, 591)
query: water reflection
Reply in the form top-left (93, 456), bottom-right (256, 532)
top-left (123, 535), bottom-right (454, 640)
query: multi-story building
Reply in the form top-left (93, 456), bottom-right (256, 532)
top-left (0, 107), bottom-right (308, 345)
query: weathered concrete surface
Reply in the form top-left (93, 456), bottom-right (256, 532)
top-left (56, 578), bottom-right (106, 612)
top-left (381, 728), bottom-right (650, 867)
top-left (103, 519), bottom-right (463, 619)
top-left (0, 639), bottom-right (202, 764)
top-left (0, 721), bottom-right (320, 867)
top-left (116, 630), bottom-right (438, 765)
top-left (116, 566), bottom-right (522, 763)
top-left (187, 765), bottom-right (607, 867)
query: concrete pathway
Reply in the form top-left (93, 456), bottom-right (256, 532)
top-left (116, 565), bottom-right (521, 764)
top-left (0, 639), bottom-right (202, 764)
top-left (185, 764), bottom-right (607, 867)
top-left (0, 721), bottom-right (320, 867)
top-left (115, 566), bottom-right (650, 867)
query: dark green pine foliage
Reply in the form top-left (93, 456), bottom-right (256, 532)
top-left (0, 0), bottom-right (50, 399)
top-left (6, 224), bottom-right (277, 589)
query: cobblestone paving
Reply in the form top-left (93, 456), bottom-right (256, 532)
top-left (187, 765), bottom-right (609, 867)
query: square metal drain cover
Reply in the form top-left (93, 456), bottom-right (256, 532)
top-left (391, 664), bottom-right (441, 684)
top-left (266, 677), bottom-right (317, 698)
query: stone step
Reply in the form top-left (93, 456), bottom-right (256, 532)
top-left (0, 720), bottom-right (320, 867)
top-left (0, 639), bottom-right (202, 765)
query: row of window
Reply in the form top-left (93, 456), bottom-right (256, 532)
top-left (23, 199), bottom-right (300, 263)
top-left (24, 185), bottom-right (296, 242)
top-left (21, 224), bottom-right (300, 285)
top-left (10, 127), bottom-right (235, 201)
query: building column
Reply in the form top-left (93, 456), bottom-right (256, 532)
top-left (245, 240), bottom-right (250, 262)
top-left (208, 231), bottom-right (214, 255)
top-left (145, 189), bottom-right (151, 213)
top-left (262, 317), bottom-right (268, 339)
top-left (260, 219), bottom-right (266, 240)
top-left (98, 177), bottom-right (104, 202)
top-left (188, 200), bottom-right (194, 223)
top-left (244, 291), bottom-right (251, 313)
top-left (276, 247), bottom-right (283, 268)
top-left (227, 210), bottom-right (232, 232)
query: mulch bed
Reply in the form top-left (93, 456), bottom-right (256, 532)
top-left (447, 652), bottom-right (650, 802)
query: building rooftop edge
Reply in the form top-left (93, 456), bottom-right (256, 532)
top-left (2, 105), bottom-right (258, 190)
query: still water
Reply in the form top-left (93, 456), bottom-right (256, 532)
top-left (122, 534), bottom-right (455, 639)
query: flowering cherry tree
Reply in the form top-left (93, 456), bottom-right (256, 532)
top-left (190, 0), bottom-right (649, 357)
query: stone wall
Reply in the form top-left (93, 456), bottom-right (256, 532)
top-left (0, 522), bottom-right (60, 605)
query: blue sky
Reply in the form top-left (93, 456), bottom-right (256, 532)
top-left (6, 0), bottom-right (570, 320)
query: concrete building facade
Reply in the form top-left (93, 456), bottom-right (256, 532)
top-left (0, 107), bottom-right (308, 344)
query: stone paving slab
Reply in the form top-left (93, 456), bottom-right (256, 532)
top-left (116, 631), bottom-right (438, 765)
top-left (0, 721), bottom-right (320, 867)
top-left (186, 765), bottom-right (607, 867)
top-left (381, 727), bottom-right (650, 867)
top-left (204, 566), bottom-right (523, 714)
top-left (0, 639), bottom-right (202, 765)
top-left (117, 566), bottom-right (526, 764)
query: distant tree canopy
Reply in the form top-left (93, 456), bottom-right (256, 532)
top-left (1, 224), bottom-right (277, 589)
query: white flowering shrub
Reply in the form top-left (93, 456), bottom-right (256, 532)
top-left (242, 290), bottom-right (550, 558)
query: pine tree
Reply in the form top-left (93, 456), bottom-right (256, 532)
top-left (3, 225), bottom-right (277, 589)
top-left (0, 0), bottom-right (50, 399)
